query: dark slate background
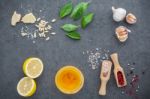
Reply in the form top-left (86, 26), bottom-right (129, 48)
top-left (0, 0), bottom-right (150, 99)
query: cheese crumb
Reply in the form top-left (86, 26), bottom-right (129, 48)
top-left (21, 13), bottom-right (36, 23)
top-left (11, 11), bottom-right (21, 26)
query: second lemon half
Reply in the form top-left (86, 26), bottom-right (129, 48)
top-left (55, 66), bottom-right (84, 94)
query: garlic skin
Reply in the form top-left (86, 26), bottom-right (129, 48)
top-left (115, 26), bottom-right (131, 42)
top-left (126, 13), bottom-right (137, 24)
top-left (112, 6), bottom-right (127, 22)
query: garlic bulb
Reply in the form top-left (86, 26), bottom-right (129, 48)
top-left (115, 26), bottom-right (131, 42)
top-left (112, 6), bottom-right (127, 22)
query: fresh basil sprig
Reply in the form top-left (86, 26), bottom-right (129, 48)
top-left (66, 31), bottom-right (80, 40)
top-left (59, 2), bottom-right (73, 18)
top-left (70, 2), bottom-right (89, 20)
top-left (81, 13), bottom-right (94, 28)
top-left (61, 24), bottom-right (78, 32)
top-left (60, 1), bottom-right (94, 40)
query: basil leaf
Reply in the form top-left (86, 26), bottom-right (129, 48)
top-left (59, 2), bottom-right (73, 18)
top-left (61, 24), bottom-right (78, 32)
top-left (81, 13), bottom-right (94, 28)
top-left (66, 31), bottom-right (81, 40)
top-left (70, 2), bottom-right (89, 20)
top-left (82, 2), bottom-right (89, 11)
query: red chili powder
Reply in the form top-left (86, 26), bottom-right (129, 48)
top-left (131, 75), bottom-right (139, 87)
top-left (122, 74), bottom-right (139, 99)
top-left (117, 71), bottom-right (125, 86)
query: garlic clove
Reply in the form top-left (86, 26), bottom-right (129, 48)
top-left (112, 6), bottom-right (126, 22)
top-left (115, 26), bottom-right (130, 42)
top-left (126, 13), bottom-right (137, 24)
top-left (118, 35), bottom-right (128, 42)
top-left (11, 11), bottom-right (21, 26)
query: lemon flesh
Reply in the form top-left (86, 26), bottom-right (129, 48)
top-left (23, 58), bottom-right (44, 78)
top-left (17, 77), bottom-right (36, 97)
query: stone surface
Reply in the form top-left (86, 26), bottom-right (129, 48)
top-left (0, 0), bottom-right (150, 99)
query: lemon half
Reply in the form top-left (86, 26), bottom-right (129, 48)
top-left (23, 57), bottom-right (44, 79)
top-left (17, 77), bottom-right (36, 97)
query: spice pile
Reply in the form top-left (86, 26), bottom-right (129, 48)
top-left (120, 62), bottom-right (140, 99)
top-left (83, 48), bottom-right (109, 69)
top-left (11, 11), bottom-right (56, 43)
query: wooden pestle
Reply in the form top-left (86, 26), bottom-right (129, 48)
top-left (99, 60), bottom-right (112, 95)
top-left (110, 53), bottom-right (127, 87)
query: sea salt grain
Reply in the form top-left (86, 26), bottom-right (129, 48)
top-left (32, 41), bottom-right (36, 43)
top-left (130, 68), bottom-right (135, 70)
top-left (96, 48), bottom-right (99, 51)
top-left (83, 51), bottom-right (85, 55)
top-left (102, 57), bottom-right (105, 60)
top-left (121, 91), bottom-right (125, 94)
top-left (85, 48), bottom-right (110, 70)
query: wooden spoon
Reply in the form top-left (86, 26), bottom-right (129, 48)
top-left (99, 60), bottom-right (112, 95)
top-left (111, 53), bottom-right (127, 87)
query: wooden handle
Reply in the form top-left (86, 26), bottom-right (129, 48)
top-left (99, 60), bottom-right (112, 96)
top-left (110, 53), bottom-right (120, 68)
top-left (99, 81), bottom-right (107, 95)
